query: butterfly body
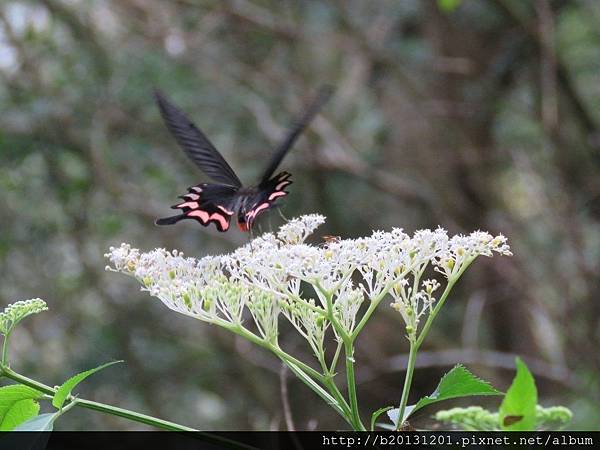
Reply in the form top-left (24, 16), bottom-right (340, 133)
top-left (162, 171), bottom-right (292, 232)
top-left (154, 87), bottom-right (330, 232)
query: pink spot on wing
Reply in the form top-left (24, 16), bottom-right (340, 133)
top-left (188, 210), bottom-right (230, 231)
top-left (176, 201), bottom-right (200, 209)
top-left (217, 205), bottom-right (234, 215)
top-left (268, 191), bottom-right (287, 201)
top-left (188, 210), bottom-right (209, 222)
top-left (184, 193), bottom-right (200, 200)
top-left (190, 187), bottom-right (203, 193)
top-left (213, 214), bottom-right (229, 230)
top-left (247, 202), bottom-right (270, 221)
top-left (275, 181), bottom-right (290, 191)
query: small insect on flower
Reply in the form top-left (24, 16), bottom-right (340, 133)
top-left (321, 235), bottom-right (341, 245)
top-left (154, 86), bottom-right (333, 232)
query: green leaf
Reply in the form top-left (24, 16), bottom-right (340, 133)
top-left (437, 0), bottom-right (462, 13)
top-left (0, 384), bottom-right (44, 430)
top-left (499, 357), bottom-right (537, 431)
top-left (13, 413), bottom-right (56, 431)
top-left (52, 360), bottom-right (122, 409)
top-left (0, 398), bottom-right (40, 431)
top-left (407, 365), bottom-right (501, 420)
top-left (371, 406), bottom-right (394, 431)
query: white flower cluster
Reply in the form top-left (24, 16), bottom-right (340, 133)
top-left (106, 215), bottom-right (511, 352)
top-left (0, 298), bottom-right (48, 335)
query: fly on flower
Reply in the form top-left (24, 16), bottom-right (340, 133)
top-left (154, 86), bottom-right (333, 232)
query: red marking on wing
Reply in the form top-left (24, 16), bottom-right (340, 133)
top-left (188, 210), bottom-right (230, 231)
top-left (246, 202), bottom-right (270, 222)
top-left (268, 191), bottom-right (287, 201)
top-left (217, 205), bottom-right (234, 215)
top-left (176, 201), bottom-right (200, 209)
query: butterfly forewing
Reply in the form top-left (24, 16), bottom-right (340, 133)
top-left (154, 90), bottom-right (242, 187)
top-left (259, 86), bottom-right (333, 184)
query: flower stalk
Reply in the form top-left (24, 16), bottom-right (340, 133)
top-left (0, 365), bottom-right (196, 431)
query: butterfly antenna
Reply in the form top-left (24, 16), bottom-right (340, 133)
top-left (277, 207), bottom-right (289, 222)
top-left (248, 225), bottom-right (255, 251)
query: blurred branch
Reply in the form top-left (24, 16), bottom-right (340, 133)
top-left (280, 363), bottom-right (296, 431)
top-left (38, 0), bottom-right (112, 79)
top-left (492, 0), bottom-right (600, 153)
top-left (536, 0), bottom-right (559, 133)
top-left (219, 0), bottom-right (298, 41)
top-left (387, 348), bottom-right (581, 389)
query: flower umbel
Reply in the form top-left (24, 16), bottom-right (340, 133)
top-left (0, 299), bottom-right (48, 336)
top-left (105, 215), bottom-right (510, 347)
top-left (105, 214), bottom-right (511, 430)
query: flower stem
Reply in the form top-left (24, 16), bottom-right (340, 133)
top-left (395, 339), bottom-right (417, 430)
top-left (415, 261), bottom-right (472, 349)
top-left (351, 290), bottom-right (387, 340)
top-left (1, 332), bottom-right (10, 367)
top-left (344, 340), bottom-right (365, 430)
top-left (0, 366), bottom-right (197, 431)
top-left (395, 263), bottom-right (471, 429)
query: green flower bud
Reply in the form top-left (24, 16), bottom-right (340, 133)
top-left (183, 293), bottom-right (192, 309)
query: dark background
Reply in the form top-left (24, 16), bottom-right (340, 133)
top-left (0, 0), bottom-right (598, 430)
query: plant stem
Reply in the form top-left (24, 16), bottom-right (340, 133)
top-left (395, 263), bottom-right (472, 429)
top-left (228, 323), bottom-right (324, 382)
top-left (351, 289), bottom-right (388, 340)
top-left (344, 341), bottom-right (365, 430)
top-left (1, 332), bottom-right (10, 366)
top-left (0, 366), bottom-right (197, 431)
top-left (73, 398), bottom-right (197, 431)
top-left (395, 339), bottom-right (417, 430)
top-left (328, 340), bottom-right (343, 374)
top-left (415, 261), bottom-right (472, 349)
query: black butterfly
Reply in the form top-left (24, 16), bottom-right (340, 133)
top-left (154, 87), bottom-right (332, 232)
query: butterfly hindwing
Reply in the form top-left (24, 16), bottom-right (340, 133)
top-left (243, 172), bottom-right (293, 227)
top-left (156, 184), bottom-right (237, 232)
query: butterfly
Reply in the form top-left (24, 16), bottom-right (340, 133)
top-left (154, 87), bottom-right (332, 232)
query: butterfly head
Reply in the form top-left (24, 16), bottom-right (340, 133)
top-left (237, 219), bottom-right (250, 232)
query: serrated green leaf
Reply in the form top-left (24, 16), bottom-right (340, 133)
top-left (371, 406), bottom-right (394, 431)
top-left (0, 384), bottom-right (44, 428)
top-left (52, 360), bottom-right (122, 409)
top-left (0, 398), bottom-right (40, 431)
top-left (13, 413), bottom-right (56, 431)
top-left (407, 365), bottom-right (501, 420)
top-left (437, 0), bottom-right (462, 13)
top-left (499, 357), bottom-right (537, 431)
